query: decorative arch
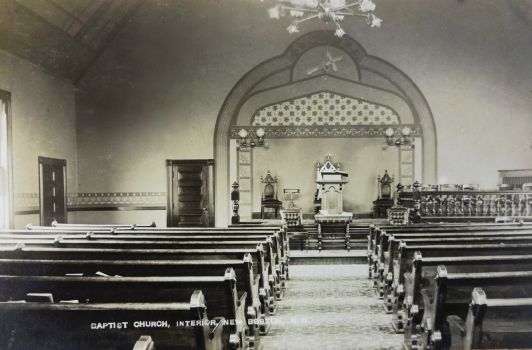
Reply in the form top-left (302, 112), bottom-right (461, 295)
top-left (214, 30), bottom-right (437, 226)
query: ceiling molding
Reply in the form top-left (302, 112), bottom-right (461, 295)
top-left (0, 0), bottom-right (142, 82)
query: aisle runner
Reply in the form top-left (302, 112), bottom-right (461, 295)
top-left (261, 264), bottom-right (402, 350)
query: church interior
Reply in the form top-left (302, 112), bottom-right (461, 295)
top-left (0, 0), bottom-right (532, 349)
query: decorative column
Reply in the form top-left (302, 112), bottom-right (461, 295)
top-left (231, 182), bottom-right (240, 225)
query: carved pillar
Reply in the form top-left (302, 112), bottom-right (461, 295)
top-left (231, 182), bottom-right (240, 224)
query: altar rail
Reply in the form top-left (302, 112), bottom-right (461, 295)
top-left (399, 190), bottom-right (532, 218)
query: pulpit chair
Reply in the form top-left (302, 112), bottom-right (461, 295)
top-left (260, 171), bottom-right (282, 219)
top-left (373, 170), bottom-right (394, 218)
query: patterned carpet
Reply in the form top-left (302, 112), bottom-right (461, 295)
top-left (261, 264), bottom-right (403, 350)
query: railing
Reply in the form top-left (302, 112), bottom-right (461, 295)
top-left (401, 190), bottom-right (532, 218)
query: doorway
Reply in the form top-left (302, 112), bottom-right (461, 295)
top-left (38, 157), bottom-right (67, 226)
top-left (166, 159), bottom-right (215, 227)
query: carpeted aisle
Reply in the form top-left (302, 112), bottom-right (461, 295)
top-left (261, 264), bottom-right (403, 350)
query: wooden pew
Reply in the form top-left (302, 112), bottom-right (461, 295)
top-left (368, 224), bottom-right (532, 278)
top-left (368, 222), bottom-right (532, 264)
top-left (0, 245), bottom-right (277, 314)
top-left (119, 227), bottom-right (289, 267)
top-left (397, 253), bottom-right (532, 333)
top-left (2, 229), bottom-right (286, 299)
top-left (447, 288), bottom-right (532, 350)
top-left (22, 226), bottom-right (289, 283)
top-left (8, 228), bottom-right (286, 278)
top-left (0, 254), bottom-right (264, 337)
top-left (51, 221), bottom-right (157, 229)
top-left (0, 255), bottom-right (265, 339)
top-left (367, 222), bottom-right (532, 259)
top-left (0, 270), bottom-right (247, 350)
top-left (390, 242), bottom-right (532, 320)
top-left (374, 230), bottom-right (532, 285)
top-left (376, 234), bottom-right (532, 301)
top-left (0, 290), bottom-right (225, 350)
top-left (407, 267), bottom-right (532, 350)
top-left (0, 236), bottom-right (284, 304)
top-left (1, 230), bottom-right (287, 288)
top-left (379, 232), bottom-right (532, 296)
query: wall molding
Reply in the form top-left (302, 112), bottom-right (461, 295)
top-left (14, 192), bottom-right (167, 215)
top-left (230, 124), bottom-right (421, 139)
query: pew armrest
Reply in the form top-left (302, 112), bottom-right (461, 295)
top-left (132, 335), bottom-right (155, 350)
top-left (209, 317), bottom-right (225, 340)
top-left (447, 315), bottom-right (466, 337)
top-left (447, 315), bottom-right (466, 350)
top-left (237, 291), bottom-right (247, 308)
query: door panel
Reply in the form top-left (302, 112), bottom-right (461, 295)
top-left (167, 160), bottom-right (214, 227)
top-left (39, 157), bottom-right (67, 226)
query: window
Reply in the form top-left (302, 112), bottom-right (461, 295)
top-left (0, 91), bottom-right (12, 228)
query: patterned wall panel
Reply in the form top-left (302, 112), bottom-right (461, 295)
top-left (251, 92), bottom-right (400, 127)
top-left (14, 192), bottom-right (167, 214)
top-left (69, 192), bottom-right (166, 208)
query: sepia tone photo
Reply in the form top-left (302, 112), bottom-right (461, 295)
top-left (0, 0), bottom-right (532, 349)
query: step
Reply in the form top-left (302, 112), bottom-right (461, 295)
top-left (289, 250), bottom-right (367, 265)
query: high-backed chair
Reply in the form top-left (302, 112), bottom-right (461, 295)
top-left (261, 171), bottom-right (282, 219)
top-left (373, 170), bottom-right (394, 218)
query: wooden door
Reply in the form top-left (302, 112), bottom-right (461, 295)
top-left (39, 157), bottom-right (67, 226)
top-left (167, 159), bottom-right (214, 227)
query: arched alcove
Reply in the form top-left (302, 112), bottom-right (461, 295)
top-left (215, 30), bottom-right (436, 226)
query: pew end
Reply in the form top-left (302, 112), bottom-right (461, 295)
top-left (447, 288), bottom-right (532, 350)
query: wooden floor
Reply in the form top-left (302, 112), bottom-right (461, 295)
top-left (261, 264), bottom-right (402, 350)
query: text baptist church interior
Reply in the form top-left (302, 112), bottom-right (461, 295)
top-left (0, 0), bottom-right (532, 349)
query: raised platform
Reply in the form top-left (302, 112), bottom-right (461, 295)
top-left (289, 249), bottom-right (367, 265)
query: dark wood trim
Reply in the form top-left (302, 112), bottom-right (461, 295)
top-left (38, 157), bottom-right (67, 225)
top-left (14, 209), bottom-right (39, 216)
top-left (37, 157), bottom-right (66, 166)
top-left (67, 206), bottom-right (166, 212)
top-left (166, 159), bottom-right (215, 166)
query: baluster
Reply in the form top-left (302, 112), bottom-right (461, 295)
top-left (502, 194), bottom-right (508, 216)
top-left (448, 196), bottom-right (455, 216)
top-left (460, 195), bottom-right (466, 216)
top-left (527, 193), bottom-right (532, 217)
top-left (490, 194), bottom-right (497, 217)
top-left (485, 194), bottom-right (490, 216)
top-left (479, 195), bottom-right (486, 216)
top-left (420, 195), bottom-right (427, 216)
top-left (436, 194), bottom-right (443, 216)
top-left (454, 194), bottom-right (461, 216)
top-left (426, 196), bottom-right (432, 216)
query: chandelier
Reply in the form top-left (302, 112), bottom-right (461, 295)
top-left (267, 0), bottom-right (382, 38)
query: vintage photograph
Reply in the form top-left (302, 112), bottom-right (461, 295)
top-left (0, 0), bottom-right (532, 349)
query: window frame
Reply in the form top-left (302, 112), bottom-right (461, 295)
top-left (0, 90), bottom-right (14, 228)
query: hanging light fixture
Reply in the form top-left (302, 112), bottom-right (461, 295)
top-left (267, 0), bottom-right (382, 38)
top-left (384, 126), bottom-right (413, 146)
top-left (237, 128), bottom-right (268, 149)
